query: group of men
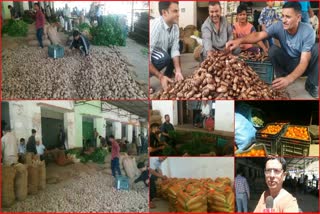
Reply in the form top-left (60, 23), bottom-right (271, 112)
top-left (2, 129), bottom-right (46, 165)
top-left (150, 1), bottom-right (318, 98)
top-left (149, 114), bottom-right (175, 156)
top-left (26, 3), bottom-right (90, 56)
top-left (1, 125), bottom-right (67, 165)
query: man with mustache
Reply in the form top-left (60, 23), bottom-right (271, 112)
top-left (201, 1), bottom-right (240, 59)
top-left (254, 157), bottom-right (299, 212)
top-left (226, 2), bottom-right (318, 98)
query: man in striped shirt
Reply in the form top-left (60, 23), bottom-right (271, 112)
top-left (235, 167), bottom-right (250, 212)
top-left (150, 2), bottom-right (184, 90)
top-left (201, 2), bottom-right (240, 59)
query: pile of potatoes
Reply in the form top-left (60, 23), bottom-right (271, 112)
top-left (2, 46), bottom-right (147, 99)
top-left (152, 51), bottom-right (288, 100)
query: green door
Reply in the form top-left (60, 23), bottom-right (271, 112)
top-left (41, 117), bottom-right (63, 150)
top-left (82, 117), bottom-right (94, 144)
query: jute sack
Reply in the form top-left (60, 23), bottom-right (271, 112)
top-left (14, 163), bottom-right (28, 201)
top-left (2, 166), bottom-right (16, 207)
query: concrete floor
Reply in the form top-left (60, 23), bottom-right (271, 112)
top-left (118, 38), bottom-right (148, 89)
top-left (150, 198), bottom-right (170, 212)
top-left (150, 53), bottom-right (315, 100)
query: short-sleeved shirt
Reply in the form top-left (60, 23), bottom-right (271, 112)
top-left (258, 7), bottom-right (281, 28)
top-left (254, 189), bottom-right (299, 212)
top-left (150, 16), bottom-right (180, 59)
top-left (233, 22), bottom-right (256, 51)
top-left (150, 132), bottom-right (163, 156)
top-left (201, 16), bottom-right (233, 54)
top-left (160, 122), bottom-right (174, 142)
top-left (111, 140), bottom-right (120, 160)
top-left (19, 144), bottom-right (26, 154)
top-left (266, 21), bottom-right (315, 58)
top-left (36, 144), bottom-right (46, 155)
top-left (299, 2), bottom-right (310, 12)
top-left (149, 158), bottom-right (162, 171)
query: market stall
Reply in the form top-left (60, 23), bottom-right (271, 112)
top-left (235, 101), bottom-right (319, 157)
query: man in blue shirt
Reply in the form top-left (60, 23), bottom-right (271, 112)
top-left (299, 1), bottom-right (311, 24)
top-left (226, 2), bottom-right (318, 98)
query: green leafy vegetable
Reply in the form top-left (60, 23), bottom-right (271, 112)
top-left (2, 20), bottom-right (28, 37)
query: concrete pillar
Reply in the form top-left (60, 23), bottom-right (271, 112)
top-left (75, 115), bottom-right (83, 148)
top-left (64, 112), bottom-right (75, 149)
top-left (127, 125), bottom-right (133, 143)
top-left (95, 117), bottom-right (104, 147)
top-left (114, 122), bottom-right (122, 139)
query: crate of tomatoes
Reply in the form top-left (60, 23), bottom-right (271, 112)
top-left (235, 143), bottom-right (267, 157)
top-left (279, 125), bottom-right (311, 156)
top-left (256, 122), bottom-right (288, 154)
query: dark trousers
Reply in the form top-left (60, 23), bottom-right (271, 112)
top-left (97, 16), bottom-right (103, 26)
top-left (150, 174), bottom-right (157, 200)
top-left (111, 157), bottom-right (121, 177)
top-left (268, 44), bottom-right (318, 86)
top-left (135, 170), bottom-right (149, 187)
top-left (137, 146), bottom-right (142, 155)
top-left (151, 41), bottom-right (183, 78)
top-left (151, 48), bottom-right (174, 78)
top-left (36, 28), bottom-right (44, 48)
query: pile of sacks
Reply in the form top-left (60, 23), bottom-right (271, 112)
top-left (156, 177), bottom-right (234, 213)
top-left (150, 110), bottom-right (162, 126)
top-left (104, 152), bottom-right (141, 179)
top-left (2, 154), bottom-right (46, 208)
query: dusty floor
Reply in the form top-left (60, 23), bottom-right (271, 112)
top-left (150, 53), bottom-right (314, 100)
top-left (3, 159), bottom-right (149, 212)
top-left (2, 33), bottom-right (148, 99)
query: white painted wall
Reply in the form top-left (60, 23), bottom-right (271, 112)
top-left (160, 157), bottom-right (234, 182)
top-left (127, 125), bottom-right (133, 143)
top-left (7, 101), bottom-right (75, 147)
top-left (114, 122), bottom-right (122, 139)
top-left (214, 101), bottom-right (234, 132)
top-left (150, 1), bottom-right (197, 27)
top-left (178, 1), bottom-right (197, 28)
top-left (152, 101), bottom-right (178, 126)
top-left (64, 112), bottom-right (76, 149)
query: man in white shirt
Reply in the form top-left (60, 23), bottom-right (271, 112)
top-left (194, 101), bottom-right (211, 128)
top-left (36, 138), bottom-right (46, 161)
top-left (149, 157), bottom-right (168, 209)
top-left (150, 2), bottom-right (184, 90)
top-left (1, 128), bottom-right (18, 165)
top-left (309, 10), bottom-right (318, 34)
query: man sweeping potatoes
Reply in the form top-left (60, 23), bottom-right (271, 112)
top-left (70, 30), bottom-right (90, 57)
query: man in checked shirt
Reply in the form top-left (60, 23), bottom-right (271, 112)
top-left (150, 2), bottom-right (184, 91)
top-left (235, 167), bottom-right (250, 212)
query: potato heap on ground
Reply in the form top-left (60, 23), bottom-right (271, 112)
top-left (152, 51), bottom-right (288, 100)
top-left (156, 177), bottom-right (234, 213)
top-left (2, 46), bottom-right (147, 99)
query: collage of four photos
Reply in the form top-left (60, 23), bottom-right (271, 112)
top-left (1, 0), bottom-right (319, 213)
